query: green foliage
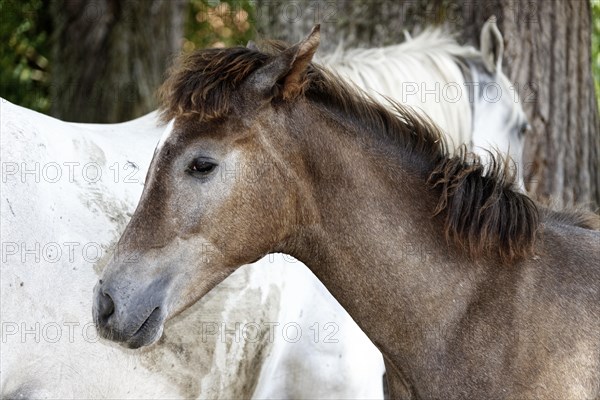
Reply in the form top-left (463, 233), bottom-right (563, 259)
top-left (184, 0), bottom-right (255, 52)
top-left (0, 0), bottom-right (52, 113)
top-left (592, 0), bottom-right (600, 110)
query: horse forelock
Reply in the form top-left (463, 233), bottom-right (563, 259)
top-left (158, 43), bottom-right (539, 263)
top-left (158, 47), bottom-right (270, 123)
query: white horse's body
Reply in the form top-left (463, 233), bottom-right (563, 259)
top-left (1, 105), bottom-right (176, 398)
top-left (1, 22), bottom-right (526, 399)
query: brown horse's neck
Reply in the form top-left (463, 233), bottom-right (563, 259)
top-left (278, 104), bottom-right (492, 394)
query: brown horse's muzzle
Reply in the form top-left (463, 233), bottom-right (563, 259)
top-left (92, 276), bottom-right (170, 349)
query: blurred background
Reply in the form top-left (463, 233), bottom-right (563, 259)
top-left (1, 0), bottom-right (254, 121)
top-left (1, 0), bottom-right (599, 208)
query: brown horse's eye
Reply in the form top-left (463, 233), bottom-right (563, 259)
top-left (188, 159), bottom-right (217, 176)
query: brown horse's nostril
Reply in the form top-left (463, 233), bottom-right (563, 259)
top-left (98, 291), bottom-right (115, 321)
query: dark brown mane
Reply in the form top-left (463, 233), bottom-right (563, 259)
top-left (158, 43), bottom-right (540, 263)
top-left (158, 47), bottom-right (270, 123)
top-left (428, 150), bottom-right (539, 261)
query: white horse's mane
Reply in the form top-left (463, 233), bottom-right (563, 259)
top-left (322, 28), bottom-right (481, 63)
top-left (318, 28), bottom-right (484, 147)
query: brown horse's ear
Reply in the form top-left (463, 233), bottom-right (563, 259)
top-left (246, 25), bottom-right (320, 100)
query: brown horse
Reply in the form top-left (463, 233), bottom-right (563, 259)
top-left (94, 27), bottom-right (600, 399)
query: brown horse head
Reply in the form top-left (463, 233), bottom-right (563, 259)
top-left (93, 27), bottom-right (326, 348)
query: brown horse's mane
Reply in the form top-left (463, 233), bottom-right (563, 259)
top-left (158, 43), bottom-right (540, 263)
top-left (158, 47), bottom-right (271, 123)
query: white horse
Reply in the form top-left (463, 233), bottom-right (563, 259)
top-left (1, 19), bottom-right (526, 399)
top-left (320, 17), bottom-right (529, 189)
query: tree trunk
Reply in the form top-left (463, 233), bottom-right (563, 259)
top-left (255, 0), bottom-right (600, 210)
top-left (254, 0), bottom-right (457, 53)
top-left (50, 0), bottom-right (185, 123)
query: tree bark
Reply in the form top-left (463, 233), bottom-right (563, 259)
top-left (50, 0), bottom-right (185, 123)
top-left (254, 0), bottom-right (458, 53)
top-left (255, 0), bottom-right (600, 210)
